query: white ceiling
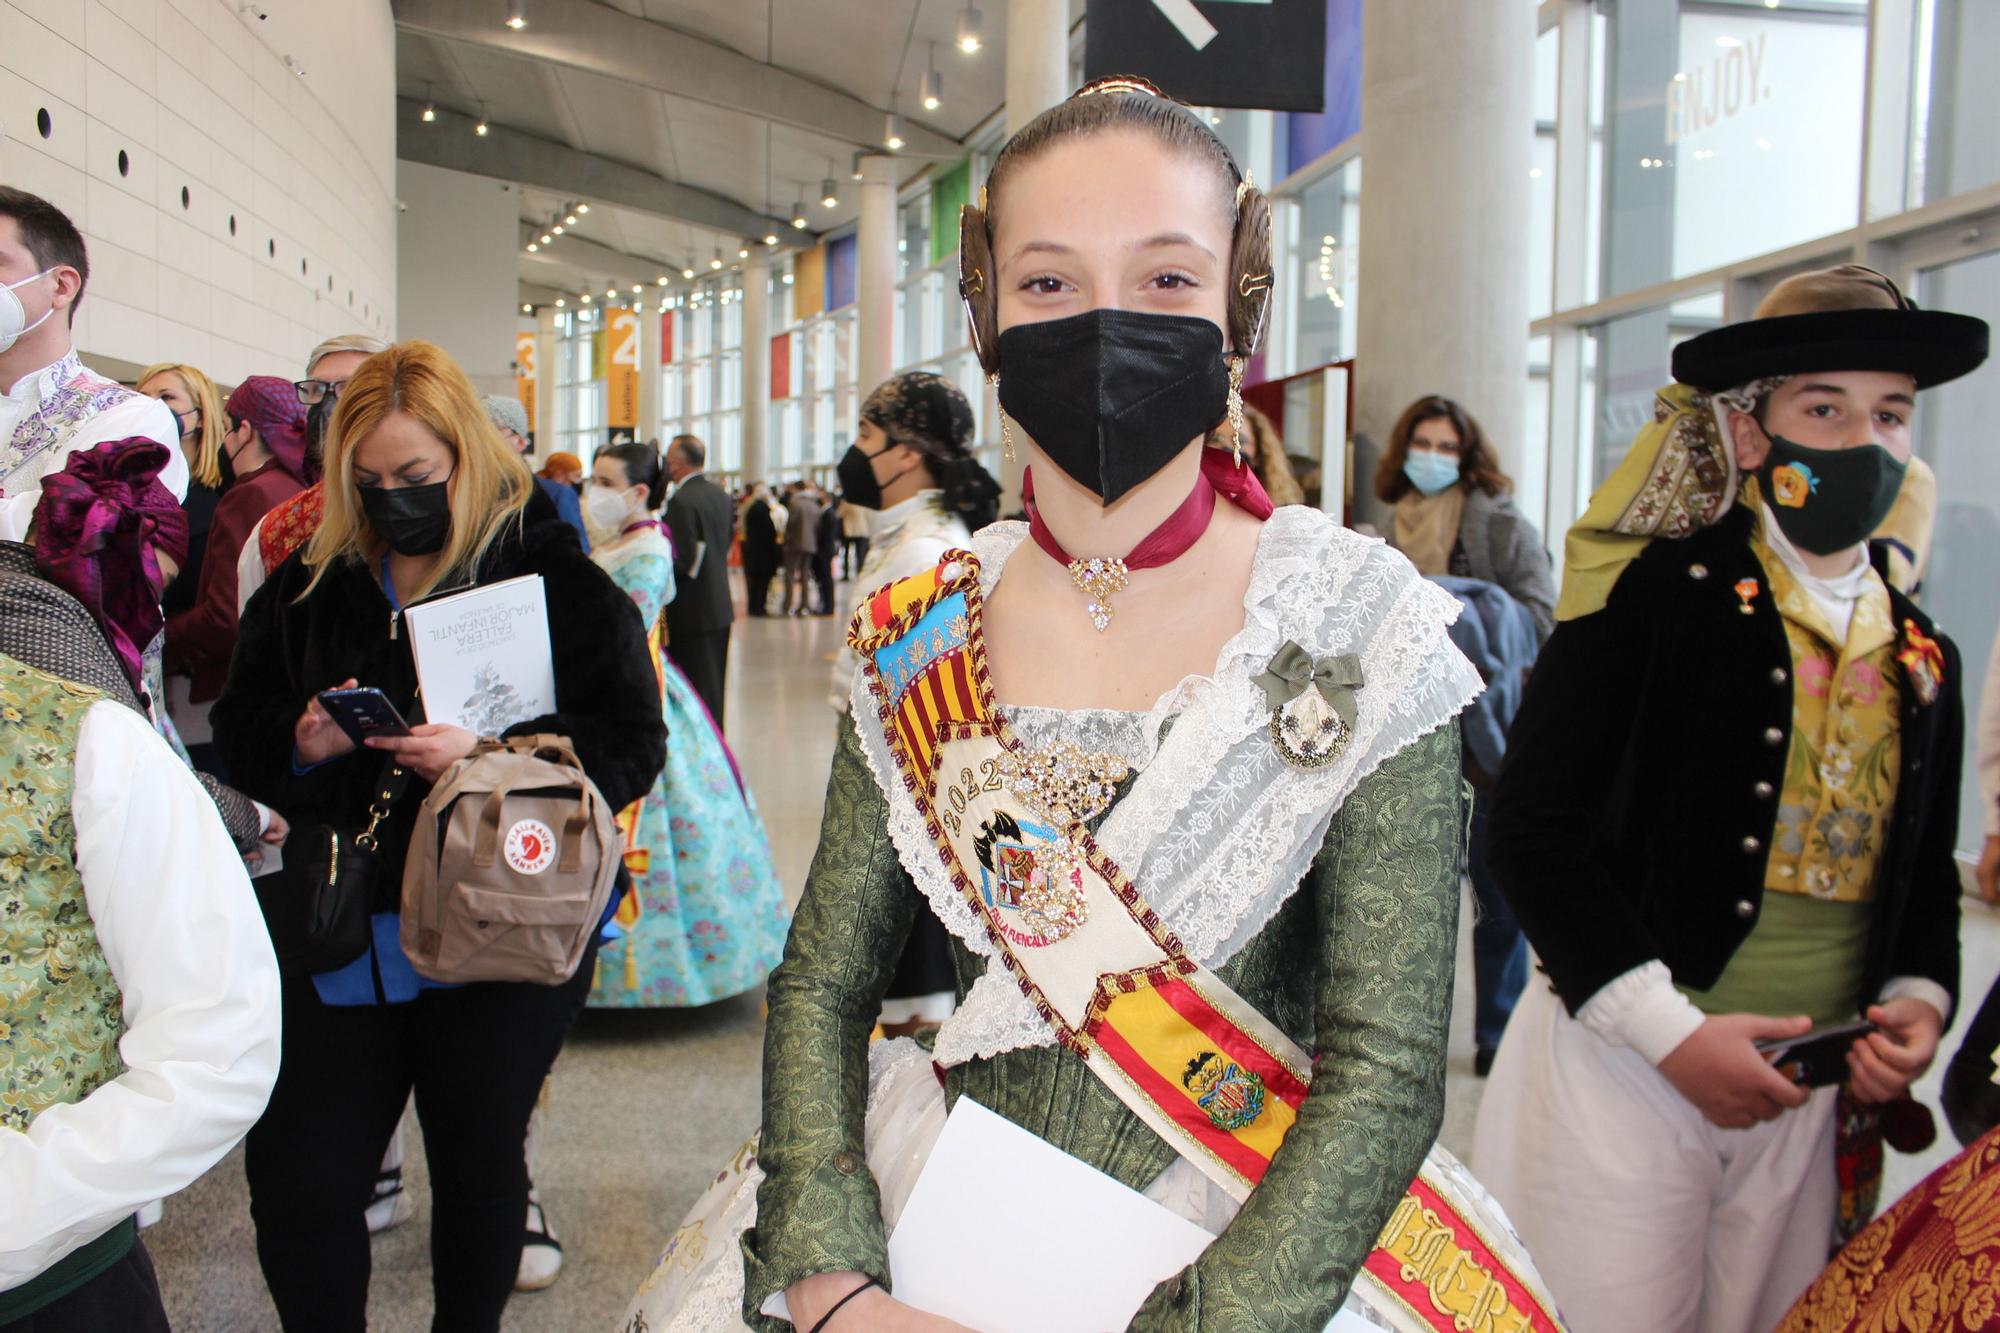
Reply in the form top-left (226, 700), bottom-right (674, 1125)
top-left (393, 0), bottom-right (1062, 302)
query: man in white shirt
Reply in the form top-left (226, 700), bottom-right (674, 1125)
top-left (0, 189), bottom-right (183, 541)
top-left (0, 653), bottom-right (280, 1328)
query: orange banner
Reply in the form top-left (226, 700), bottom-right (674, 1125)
top-left (513, 330), bottom-right (537, 432)
top-left (606, 307), bottom-right (641, 430)
top-left (792, 245), bottom-right (826, 321)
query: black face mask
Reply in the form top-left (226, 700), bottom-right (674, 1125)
top-left (358, 479), bottom-right (453, 556)
top-left (1758, 435), bottom-right (1908, 557)
top-left (996, 309), bottom-right (1228, 507)
top-left (836, 443), bottom-right (886, 510)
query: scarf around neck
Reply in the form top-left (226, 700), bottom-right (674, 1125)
top-left (1393, 486), bottom-right (1467, 576)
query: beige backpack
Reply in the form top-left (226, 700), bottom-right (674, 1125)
top-left (400, 735), bottom-right (620, 985)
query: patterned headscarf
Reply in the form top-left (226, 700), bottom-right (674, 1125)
top-left (225, 374), bottom-right (311, 482)
top-left (33, 439), bottom-right (190, 700)
top-left (860, 371), bottom-right (975, 458)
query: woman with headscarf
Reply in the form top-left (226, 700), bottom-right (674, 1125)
top-left (165, 375), bottom-right (308, 711)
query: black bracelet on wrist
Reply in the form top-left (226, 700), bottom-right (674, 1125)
top-left (807, 1277), bottom-right (881, 1333)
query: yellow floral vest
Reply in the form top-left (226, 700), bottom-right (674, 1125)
top-left (0, 654), bottom-right (122, 1135)
top-left (1755, 527), bottom-right (1902, 904)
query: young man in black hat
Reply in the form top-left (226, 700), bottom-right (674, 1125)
top-left (1471, 265), bottom-right (1988, 1333)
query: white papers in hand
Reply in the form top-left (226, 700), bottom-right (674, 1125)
top-left (400, 575), bottom-right (555, 733)
top-left (885, 1097), bottom-right (1215, 1333)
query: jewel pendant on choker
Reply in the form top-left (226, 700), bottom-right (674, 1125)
top-left (1067, 556), bottom-right (1130, 632)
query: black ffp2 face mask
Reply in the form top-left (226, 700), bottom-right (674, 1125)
top-left (996, 309), bottom-right (1229, 507)
top-left (359, 478), bottom-right (453, 556)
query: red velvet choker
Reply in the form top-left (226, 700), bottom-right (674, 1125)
top-left (1023, 449), bottom-right (1273, 631)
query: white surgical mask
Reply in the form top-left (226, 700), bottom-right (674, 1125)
top-left (0, 269), bottom-right (57, 356)
top-left (584, 482), bottom-right (636, 534)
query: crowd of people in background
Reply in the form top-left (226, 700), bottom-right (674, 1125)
top-left (6, 65), bottom-right (2000, 1333)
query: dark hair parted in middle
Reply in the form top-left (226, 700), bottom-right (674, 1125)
top-left (1372, 395), bottom-right (1514, 504)
top-left (599, 441), bottom-right (668, 511)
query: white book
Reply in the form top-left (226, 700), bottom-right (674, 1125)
top-left (401, 574), bottom-right (556, 734)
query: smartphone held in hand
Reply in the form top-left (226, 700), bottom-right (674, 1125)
top-left (316, 687), bottom-right (413, 746)
top-left (1756, 1019), bottom-right (1879, 1088)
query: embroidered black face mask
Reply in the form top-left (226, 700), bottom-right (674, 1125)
top-left (359, 478), bottom-right (453, 556)
top-left (1759, 436), bottom-right (1908, 557)
top-left (996, 309), bottom-right (1229, 507)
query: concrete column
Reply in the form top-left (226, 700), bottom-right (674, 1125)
top-left (998, 0), bottom-right (1071, 504)
top-left (1006, 0), bottom-right (1070, 135)
top-left (742, 250), bottom-right (772, 483)
top-left (1354, 0), bottom-right (1535, 530)
top-left (534, 310), bottom-right (559, 457)
top-left (638, 303), bottom-right (663, 445)
top-left (857, 155), bottom-right (899, 397)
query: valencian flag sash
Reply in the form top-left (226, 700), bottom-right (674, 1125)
top-left (850, 552), bottom-right (1564, 1333)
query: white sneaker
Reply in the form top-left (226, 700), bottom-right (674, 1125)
top-left (364, 1167), bottom-right (414, 1234)
top-left (516, 1194), bottom-right (563, 1292)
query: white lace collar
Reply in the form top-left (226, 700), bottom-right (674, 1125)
top-left (848, 506), bottom-right (1483, 1065)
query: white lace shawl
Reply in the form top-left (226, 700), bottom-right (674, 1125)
top-left (846, 507), bottom-right (1483, 1067)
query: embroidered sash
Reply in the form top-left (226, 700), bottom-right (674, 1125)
top-left (851, 552), bottom-right (1564, 1333)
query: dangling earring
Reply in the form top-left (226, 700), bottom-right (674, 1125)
top-left (1226, 357), bottom-right (1247, 469)
top-left (991, 372), bottom-right (1016, 465)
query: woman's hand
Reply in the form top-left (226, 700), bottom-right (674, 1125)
top-left (243, 807), bottom-right (290, 871)
top-left (365, 723), bottom-right (480, 783)
top-left (1847, 999), bottom-right (1946, 1104)
top-left (783, 1274), bottom-right (975, 1332)
top-left (1978, 834), bottom-right (2000, 906)
top-left (294, 678), bottom-right (358, 765)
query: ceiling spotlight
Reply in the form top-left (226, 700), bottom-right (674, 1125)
top-left (555, 297), bottom-right (566, 308)
top-left (473, 101), bottom-right (490, 136)
top-left (521, 303), bottom-right (532, 313)
top-left (526, 242), bottom-right (539, 252)
top-left (505, 0), bottom-right (527, 29)
top-left (956, 4), bottom-right (983, 54)
top-left (683, 267), bottom-right (696, 279)
top-left (821, 177), bottom-right (838, 208)
top-left (790, 197), bottom-right (809, 228)
top-left (763, 232), bottom-right (779, 245)
top-left (577, 203), bottom-right (589, 214)
top-left (738, 244), bottom-right (750, 259)
top-left (922, 44), bottom-right (942, 111)
top-left (564, 214), bottom-right (577, 226)
top-left (884, 111), bottom-right (906, 152)
top-left (551, 225), bottom-right (564, 235)
top-left (421, 102), bottom-right (436, 123)
top-left (580, 292), bottom-right (591, 303)
top-left (710, 249), bottom-right (724, 270)
top-left (656, 275), bottom-right (669, 285)
top-left (630, 284), bottom-right (642, 295)
top-left (541, 233), bottom-right (553, 243)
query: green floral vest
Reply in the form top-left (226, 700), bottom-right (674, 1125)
top-left (0, 653), bottom-right (122, 1135)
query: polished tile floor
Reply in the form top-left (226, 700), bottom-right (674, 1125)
top-left (145, 597), bottom-right (2000, 1331)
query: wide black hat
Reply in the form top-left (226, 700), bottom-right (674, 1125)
top-left (1673, 306), bottom-right (1988, 393)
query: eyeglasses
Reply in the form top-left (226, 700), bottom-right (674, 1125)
top-left (293, 378), bottom-right (342, 406)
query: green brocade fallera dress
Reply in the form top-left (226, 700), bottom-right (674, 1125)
top-left (620, 513), bottom-right (1560, 1333)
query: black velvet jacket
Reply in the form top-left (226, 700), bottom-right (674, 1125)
top-left (212, 492), bottom-right (666, 875)
top-left (1487, 504), bottom-right (1964, 1018)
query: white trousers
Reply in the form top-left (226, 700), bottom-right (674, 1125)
top-left (1471, 977), bottom-right (1838, 1333)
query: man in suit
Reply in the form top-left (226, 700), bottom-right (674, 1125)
top-left (662, 435), bottom-right (734, 726)
top-left (781, 480), bottom-right (822, 617)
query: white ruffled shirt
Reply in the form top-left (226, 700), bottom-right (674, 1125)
top-left (846, 509), bottom-right (1483, 1067)
top-left (0, 700), bottom-right (280, 1289)
top-left (828, 490), bottom-right (972, 715)
top-left (0, 351), bottom-right (184, 541)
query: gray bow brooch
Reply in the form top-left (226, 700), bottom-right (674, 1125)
top-left (1253, 642), bottom-right (1363, 770)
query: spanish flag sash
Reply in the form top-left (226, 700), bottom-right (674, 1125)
top-left (851, 553), bottom-right (1564, 1333)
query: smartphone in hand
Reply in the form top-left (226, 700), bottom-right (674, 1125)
top-left (316, 687), bottom-right (413, 747)
top-left (1756, 1019), bottom-right (1880, 1088)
